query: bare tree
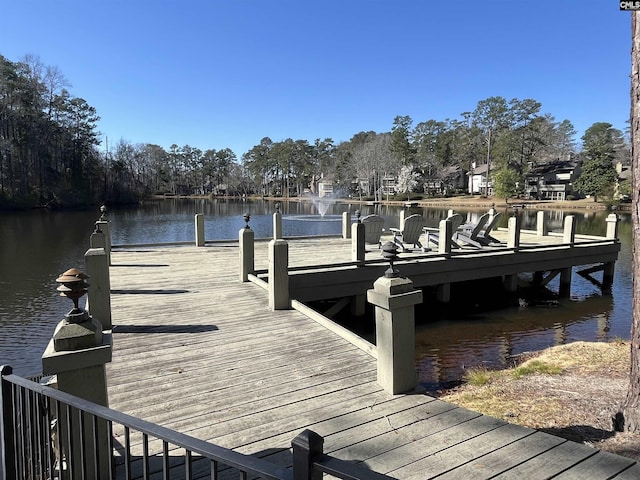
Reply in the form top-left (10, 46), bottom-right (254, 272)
top-left (616, 11), bottom-right (640, 432)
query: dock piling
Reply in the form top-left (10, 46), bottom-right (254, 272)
top-left (367, 244), bottom-right (422, 394)
top-left (351, 211), bottom-right (365, 264)
top-left (239, 214), bottom-right (255, 282)
top-left (84, 247), bottom-right (112, 330)
top-left (195, 214), bottom-right (205, 246)
top-left (342, 211), bottom-right (351, 239)
top-left (269, 239), bottom-right (289, 310)
top-left (563, 215), bottom-right (576, 245)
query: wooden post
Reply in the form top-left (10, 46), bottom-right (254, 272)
top-left (268, 239), bottom-right (289, 310)
top-left (41, 281), bottom-right (113, 480)
top-left (606, 213), bottom-right (620, 240)
top-left (563, 215), bottom-right (576, 245)
top-left (194, 214), bottom-right (205, 247)
top-left (399, 210), bottom-right (406, 231)
top-left (273, 206), bottom-right (283, 240)
top-left (559, 267), bottom-right (572, 298)
top-left (291, 429), bottom-right (324, 480)
top-left (367, 275), bottom-right (422, 394)
top-left (351, 221), bottom-right (365, 264)
top-left (436, 283), bottom-right (450, 303)
top-left (438, 218), bottom-right (453, 256)
top-left (84, 248), bottom-right (112, 330)
top-left (350, 294), bottom-right (366, 316)
top-left (503, 275), bottom-right (518, 292)
top-left (604, 213), bottom-right (620, 290)
top-left (342, 211), bottom-right (351, 239)
top-left (239, 227), bottom-right (254, 282)
top-left (507, 215), bottom-right (521, 250)
top-left (536, 211), bottom-right (548, 236)
top-left (95, 220), bottom-right (111, 265)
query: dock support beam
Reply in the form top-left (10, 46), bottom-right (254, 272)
top-left (195, 214), bottom-right (205, 246)
top-left (269, 239), bottom-right (289, 310)
top-left (239, 226), bottom-right (254, 282)
top-left (559, 267), bottom-right (572, 297)
top-left (367, 275), bottom-right (422, 394)
top-left (342, 211), bottom-right (351, 239)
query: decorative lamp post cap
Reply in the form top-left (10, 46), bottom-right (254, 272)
top-left (355, 210), bottom-right (361, 223)
top-left (99, 204), bottom-right (108, 221)
top-left (56, 268), bottom-right (90, 323)
top-left (381, 241), bottom-right (400, 278)
top-left (243, 212), bottom-right (251, 229)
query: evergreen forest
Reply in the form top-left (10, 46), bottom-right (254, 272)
top-left (0, 54), bottom-right (630, 209)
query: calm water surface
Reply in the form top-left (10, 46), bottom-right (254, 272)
top-left (0, 199), bottom-right (632, 387)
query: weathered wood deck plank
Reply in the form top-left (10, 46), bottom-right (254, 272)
top-left (105, 238), bottom-right (633, 479)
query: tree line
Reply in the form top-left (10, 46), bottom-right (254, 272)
top-left (0, 53), bottom-right (629, 209)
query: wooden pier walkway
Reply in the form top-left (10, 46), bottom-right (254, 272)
top-left (105, 232), bottom-right (636, 479)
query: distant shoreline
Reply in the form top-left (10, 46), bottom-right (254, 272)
top-left (155, 194), bottom-right (628, 212)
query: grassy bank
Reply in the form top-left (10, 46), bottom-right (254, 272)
top-left (437, 341), bottom-right (640, 460)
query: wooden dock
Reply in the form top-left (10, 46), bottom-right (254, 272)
top-left (105, 231), bottom-right (636, 479)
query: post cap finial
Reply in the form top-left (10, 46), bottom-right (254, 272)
top-left (56, 268), bottom-right (90, 322)
top-left (381, 241), bottom-right (400, 278)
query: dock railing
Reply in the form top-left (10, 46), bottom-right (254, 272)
top-left (1, 366), bottom-right (393, 480)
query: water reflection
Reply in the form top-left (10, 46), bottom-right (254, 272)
top-left (0, 199), bottom-right (632, 385)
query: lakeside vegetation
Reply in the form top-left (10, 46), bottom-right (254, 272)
top-left (0, 53), bottom-right (630, 210)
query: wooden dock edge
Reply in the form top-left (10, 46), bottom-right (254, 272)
top-left (249, 273), bottom-right (378, 359)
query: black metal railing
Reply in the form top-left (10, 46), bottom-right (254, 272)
top-left (1, 366), bottom-right (393, 480)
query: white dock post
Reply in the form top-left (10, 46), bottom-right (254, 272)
top-left (603, 213), bottom-right (620, 289)
top-left (239, 213), bottom-right (254, 282)
top-left (351, 210), bottom-right (365, 264)
top-left (438, 218), bottom-right (454, 256)
top-left (195, 213), bottom-right (205, 246)
top-left (342, 211), bottom-right (351, 239)
top-left (507, 215), bottom-right (521, 250)
top-left (269, 239), bottom-right (289, 310)
top-left (273, 204), bottom-right (283, 239)
top-left (563, 215), bottom-right (576, 244)
top-left (536, 211), bottom-right (548, 236)
top-left (399, 210), bottom-right (406, 231)
top-left (41, 268), bottom-right (112, 480)
top-left (84, 248), bottom-right (112, 330)
top-left (367, 243), bottom-right (422, 394)
top-left (606, 213), bottom-right (620, 239)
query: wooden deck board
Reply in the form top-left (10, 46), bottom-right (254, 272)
top-left (105, 236), bottom-right (633, 479)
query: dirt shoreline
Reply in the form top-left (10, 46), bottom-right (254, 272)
top-left (437, 341), bottom-right (640, 461)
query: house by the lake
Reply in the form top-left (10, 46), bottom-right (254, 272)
top-left (524, 159), bottom-right (581, 200)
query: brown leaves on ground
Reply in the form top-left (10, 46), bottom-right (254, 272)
top-left (437, 341), bottom-right (640, 461)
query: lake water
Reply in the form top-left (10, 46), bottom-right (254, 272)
top-left (0, 198), bottom-right (632, 387)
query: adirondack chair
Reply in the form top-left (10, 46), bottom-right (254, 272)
top-left (390, 214), bottom-right (423, 252)
top-left (475, 211), bottom-right (502, 245)
top-left (454, 212), bottom-right (491, 248)
top-left (424, 213), bottom-right (464, 250)
top-left (361, 214), bottom-right (385, 248)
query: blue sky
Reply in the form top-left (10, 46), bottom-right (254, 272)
top-left (1, 1), bottom-right (632, 157)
